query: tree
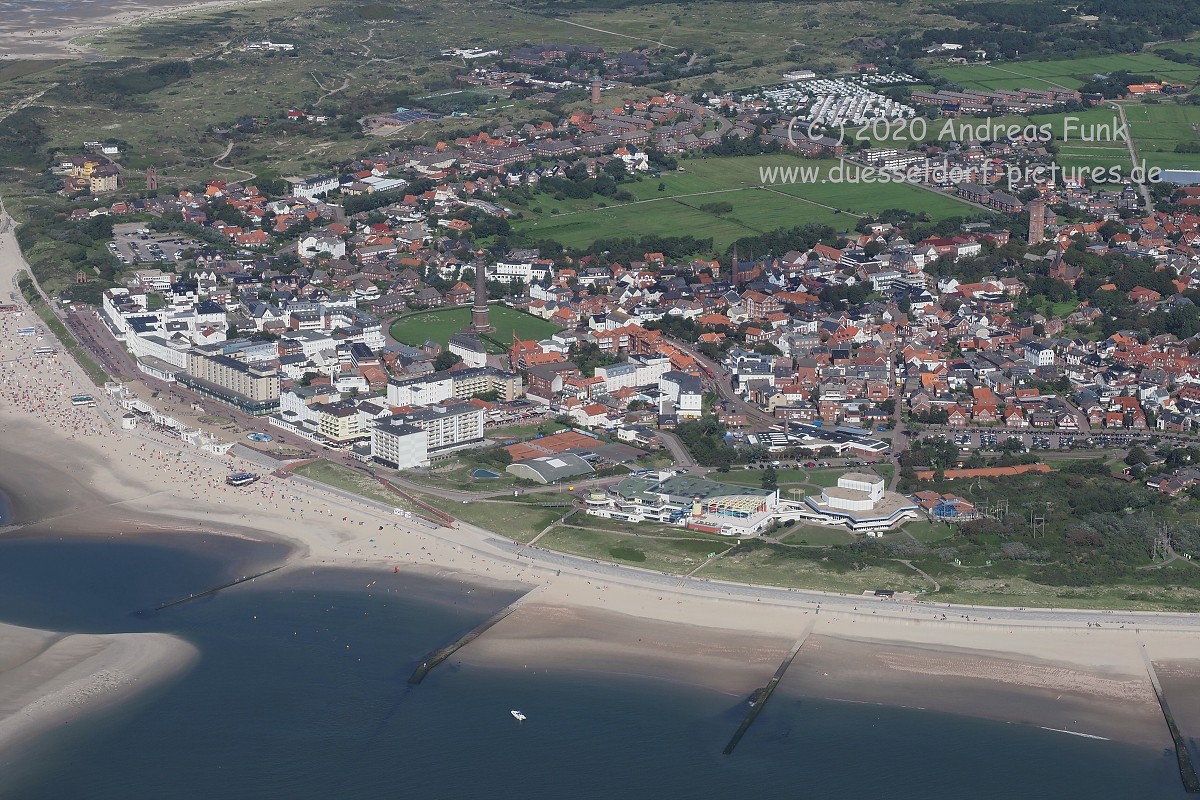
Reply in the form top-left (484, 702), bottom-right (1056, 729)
top-left (602, 159), bottom-right (627, 180)
top-left (761, 465), bottom-right (779, 491)
top-left (1125, 446), bottom-right (1150, 466)
top-left (433, 351), bottom-right (462, 371)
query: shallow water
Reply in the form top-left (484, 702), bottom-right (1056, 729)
top-left (0, 535), bottom-right (1188, 800)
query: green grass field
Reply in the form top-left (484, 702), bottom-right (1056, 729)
top-left (389, 305), bottom-right (560, 351)
top-left (777, 525), bottom-right (856, 546)
top-left (1157, 41), bottom-right (1200, 58)
top-left (512, 155), bottom-right (978, 251)
top-left (858, 103), bottom-right (1200, 173)
top-left (931, 53), bottom-right (1200, 92)
top-left (1121, 103), bottom-right (1200, 170)
top-left (539, 526), bottom-right (727, 574)
top-left (922, 53), bottom-right (1200, 171)
top-left (697, 543), bottom-right (928, 593)
top-left (410, 492), bottom-right (566, 541)
top-left (900, 519), bottom-right (956, 544)
top-left (291, 459), bottom-right (425, 513)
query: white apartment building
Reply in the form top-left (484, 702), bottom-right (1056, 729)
top-left (370, 420), bottom-right (430, 470)
top-left (595, 355), bottom-right (671, 393)
top-left (387, 374), bottom-right (455, 407)
top-left (660, 371), bottom-right (703, 419)
top-left (399, 403), bottom-right (485, 453)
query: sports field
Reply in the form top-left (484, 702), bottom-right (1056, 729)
top-left (389, 305), bottom-right (560, 352)
top-left (512, 155), bottom-right (978, 250)
top-left (931, 53), bottom-right (1200, 92)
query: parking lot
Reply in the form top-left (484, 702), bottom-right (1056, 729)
top-left (935, 429), bottom-right (1151, 452)
top-left (109, 223), bottom-right (204, 266)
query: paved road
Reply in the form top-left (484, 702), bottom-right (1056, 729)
top-left (666, 338), bottom-right (778, 428)
top-left (477, 533), bottom-right (1200, 632)
top-left (1109, 101), bottom-right (1154, 214)
top-left (67, 310), bottom-right (138, 380)
top-left (658, 430), bottom-right (695, 467)
top-left (7, 249), bottom-right (1199, 628)
top-left (888, 349), bottom-right (905, 490)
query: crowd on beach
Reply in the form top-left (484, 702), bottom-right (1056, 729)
top-left (0, 307), bottom-right (523, 580)
top-left (0, 318), bottom-right (106, 439)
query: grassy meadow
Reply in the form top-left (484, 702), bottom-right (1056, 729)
top-left (389, 305), bottom-right (560, 351)
top-left (511, 155), bottom-right (978, 250)
top-left (930, 53), bottom-right (1200, 92)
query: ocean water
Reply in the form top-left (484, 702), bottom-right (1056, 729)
top-left (0, 534), bottom-right (1188, 800)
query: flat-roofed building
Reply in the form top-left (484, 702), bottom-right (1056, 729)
top-left (804, 472), bottom-right (917, 534)
top-left (316, 399), bottom-right (366, 444)
top-left (387, 366), bottom-right (523, 406)
top-left (179, 349), bottom-right (279, 414)
top-left (385, 402), bottom-right (485, 455)
top-left (370, 419), bottom-right (429, 469)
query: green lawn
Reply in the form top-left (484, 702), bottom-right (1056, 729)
top-left (292, 459), bottom-right (424, 512)
top-left (415, 495), bottom-right (564, 542)
top-left (485, 422), bottom-right (564, 441)
top-left (936, 573), bottom-right (1200, 612)
top-left (539, 526), bottom-right (729, 574)
top-left (901, 519), bottom-right (956, 543)
top-left (511, 155), bottom-right (977, 251)
top-left (711, 464), bottom-right (892, 492)
top-left (777, 525), bottom-right (856, 546)
top-left (697, 543), bottom-right (928, 593)
top-left (1122, 102), bottom-right (1200, 171)
top-left (389, 305), bottom-right (560, 352)
top-left (921, 55), bottom-right (1200, 172)
top-left (401, 461), bottom-right (527, 492)
top-left (564, 515), bottom-right (730, 542)
top-left (854, 102), bottom-right (1200, 173)
top-left (1157, 41), bottom-right (1200, 58)
top-left (712, 468), bottom-right (813, 490)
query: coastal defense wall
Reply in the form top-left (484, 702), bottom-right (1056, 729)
top-left (283, 473), bottom-right (445, 530)
top-left (376, 476), bottom-right (454, 527)
top-left (1140, 644), bottom-right (1200, 793)
top-left (408, 587), bottom-right (544, 684)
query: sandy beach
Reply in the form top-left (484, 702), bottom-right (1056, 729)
top-left (457, 602), bottom-right (794, 696)
top-left (0, 0), bottom-right (275, 60)
top-left (0, 620), bottom-right (197, 769)
top-left (1, 207), bottom-right (1199, 759)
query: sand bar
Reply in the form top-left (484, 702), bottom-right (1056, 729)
top-left (0, 621), bottom-right (197, 767)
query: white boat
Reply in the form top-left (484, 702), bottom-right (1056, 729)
top-left (510, 710), bottom-right (526, 721)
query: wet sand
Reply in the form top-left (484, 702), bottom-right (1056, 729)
top-left (0, 621), bottom-right (197, 770)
